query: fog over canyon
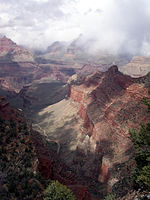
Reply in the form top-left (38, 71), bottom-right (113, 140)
top-left (0, 0), bottom-right (150, 199)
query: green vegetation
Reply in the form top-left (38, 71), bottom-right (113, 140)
top-left (0, 117), bottom-right (45, 199)
top-left (0, 114), bottom-right (77, 200)
top-left (44, 180), bottom-right (75, 200)
top-left (104, 193), bottom-right (116, 200)
top-left (129, 96), bottom-right (150, 191)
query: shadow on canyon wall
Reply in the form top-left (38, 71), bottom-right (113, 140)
top-left (32, 117), bottom-right (118, 199)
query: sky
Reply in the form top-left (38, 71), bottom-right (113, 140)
top-left (0, 0), bottom-right (150, 55)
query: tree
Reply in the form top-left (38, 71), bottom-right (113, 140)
top-left (129, 96), bottom-right (150, 191)
top-left (44, 180), bottom-right (75, 200)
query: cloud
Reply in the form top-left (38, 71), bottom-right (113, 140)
top-left (0, 0), bottom-right (76, 49)
top-left (0, 0), bottom-right (150, 55)
top-left (73, 0), bottom-right (150, 55)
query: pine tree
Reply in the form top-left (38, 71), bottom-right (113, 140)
top-left (44, 180), bottom-right (75, 200)
top-left (129, 96), bottom-right (150, 191)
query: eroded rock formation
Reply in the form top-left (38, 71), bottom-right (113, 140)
top-left (0, 37), bottom-right (76, 92)
top-left (119, 55), bottom-right (150, 77)
top-left (33, 66), bottom-right (150, 198)
top-left (69, 66), bottom-right (150, 187)
top-left (0, 36), bottom-right (34, 62)
top-left (32, 130), bottom-right (92, 200)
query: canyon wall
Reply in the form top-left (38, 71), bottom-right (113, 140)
top-left (69, 66), bottom-right (150, 190)
top-left (32, 66), bottom-right (150, 198)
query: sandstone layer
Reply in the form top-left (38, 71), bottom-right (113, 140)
top-left (32, 66), bottom-right (150, 198)
top-left (0, 37), bottom-right (76, 93)
top-left (119, 55), bottom-right (150, 77)
top-left (0, 36), bottom-right (34, 62)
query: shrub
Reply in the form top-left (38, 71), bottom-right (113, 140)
top-left (129, 96), bottom-right (150, 191)
top-left (104, 193), bottom-right (116, 200)
top-left (44, 180), bottom-right (75, 200)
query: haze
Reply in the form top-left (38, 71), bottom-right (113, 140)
top-left (0, 0), bottom-right (150, 55)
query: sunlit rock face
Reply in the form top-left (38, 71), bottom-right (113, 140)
top-left (0, 36), bottom-right (34, 62)
top-left (32, 66), bottom-right (150, 197)
top-left (0, 37), bottom-right (76, 93)
top-left (32, 130), bottom-right (93, 200)
top-left (0, 95), bottom-right (93, 200)
top-left (119, 55), bottom-right (150, 77)
top-left (69, 66), bottom-right (149, 185)
top-left (0, 36), bottom-right (131, 94)
top-left (0, 36), bottom-right (39, 92)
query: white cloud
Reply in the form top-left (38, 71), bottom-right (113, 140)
top-left (0, 0), bottom-right (150, 54)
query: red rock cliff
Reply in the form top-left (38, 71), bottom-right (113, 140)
top-left (31, 130), bottom-right (92, 200)
top-left (0, 36), bottom-right (34, 62)
top-left (69, 66), bottom-right (150, 189)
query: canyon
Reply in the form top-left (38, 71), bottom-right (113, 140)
top-left (0, 36), bottom-right (115, 93)
top-left (0, 96), bottom-right (94, 200)
top-left (1, 36), bottom-right (150, 199)
top-left (31, 66), bottom-right (150, 198)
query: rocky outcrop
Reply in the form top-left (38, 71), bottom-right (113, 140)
top-left (32, 97), bottom-right (106, 198)
top-left (0, 37), bottom-right (77, 92)
top-left (0, 36), bottom-right (34, 62)
top-left (31, 130), bottom-right (92, 200)
top-left (76, 64), bottom-right (107, 76)
top-left (47, 41), bottom-right (67, 54)
top-left (16, 80), bottom-right (69, 117)
top-left (38, 64), bottom-right (76, 83)
top-left (69, 66), bottom-right (150, 189)
top-left (0, 36), bottom-right (40, 92)
top-left (119, 55), bottom-right (150, 77)
top-left (0, 96), bottom-right (93, 199)
top-left (25, 65), bottom-right (150, 198)
top-left (0, 62), bottom-right (43, 92)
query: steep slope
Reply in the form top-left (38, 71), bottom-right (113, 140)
top-left (0, 97), bottom-right (93, 200)
top-left (0, 96), bottom-right (44, 199)
top-left (43, 41), bottom-right (67, 59)
top-left (0, 37), bottom-right (77, 92)
top-left (0, 37), bottom-right (73, 92)
top-left (0, 36), bottom-right (132, 94)
top-left (32, 66), bottom-right (150, 198)
top-left (69, 66), bottom-right (150, 185)
top-left (0, 36), bottom-right (42, 92)
top-left (0, 36), bottom-right (34, 62)
top-left (7, 79), bottom-right (69, 118)
top-left (33, 99), bottom-right (105, 199)
top-left (0, 62), bottom-right (43, 92)
top-left (0, 87), bottom-right (95, 199)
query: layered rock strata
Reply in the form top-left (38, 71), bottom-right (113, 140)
top-left (0, 36), bottom-right (34, 62)
top-left (33, 66), bottom-right (150, 198)
top-left (119, 56), bottom-right (150, 77)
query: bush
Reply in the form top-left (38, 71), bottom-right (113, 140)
top-left (44, 180), bottom-right (75, 200)
top-left (129, 96), bottom-right (150, 191)
top-left (104, 193), bottom-right (116, 200)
